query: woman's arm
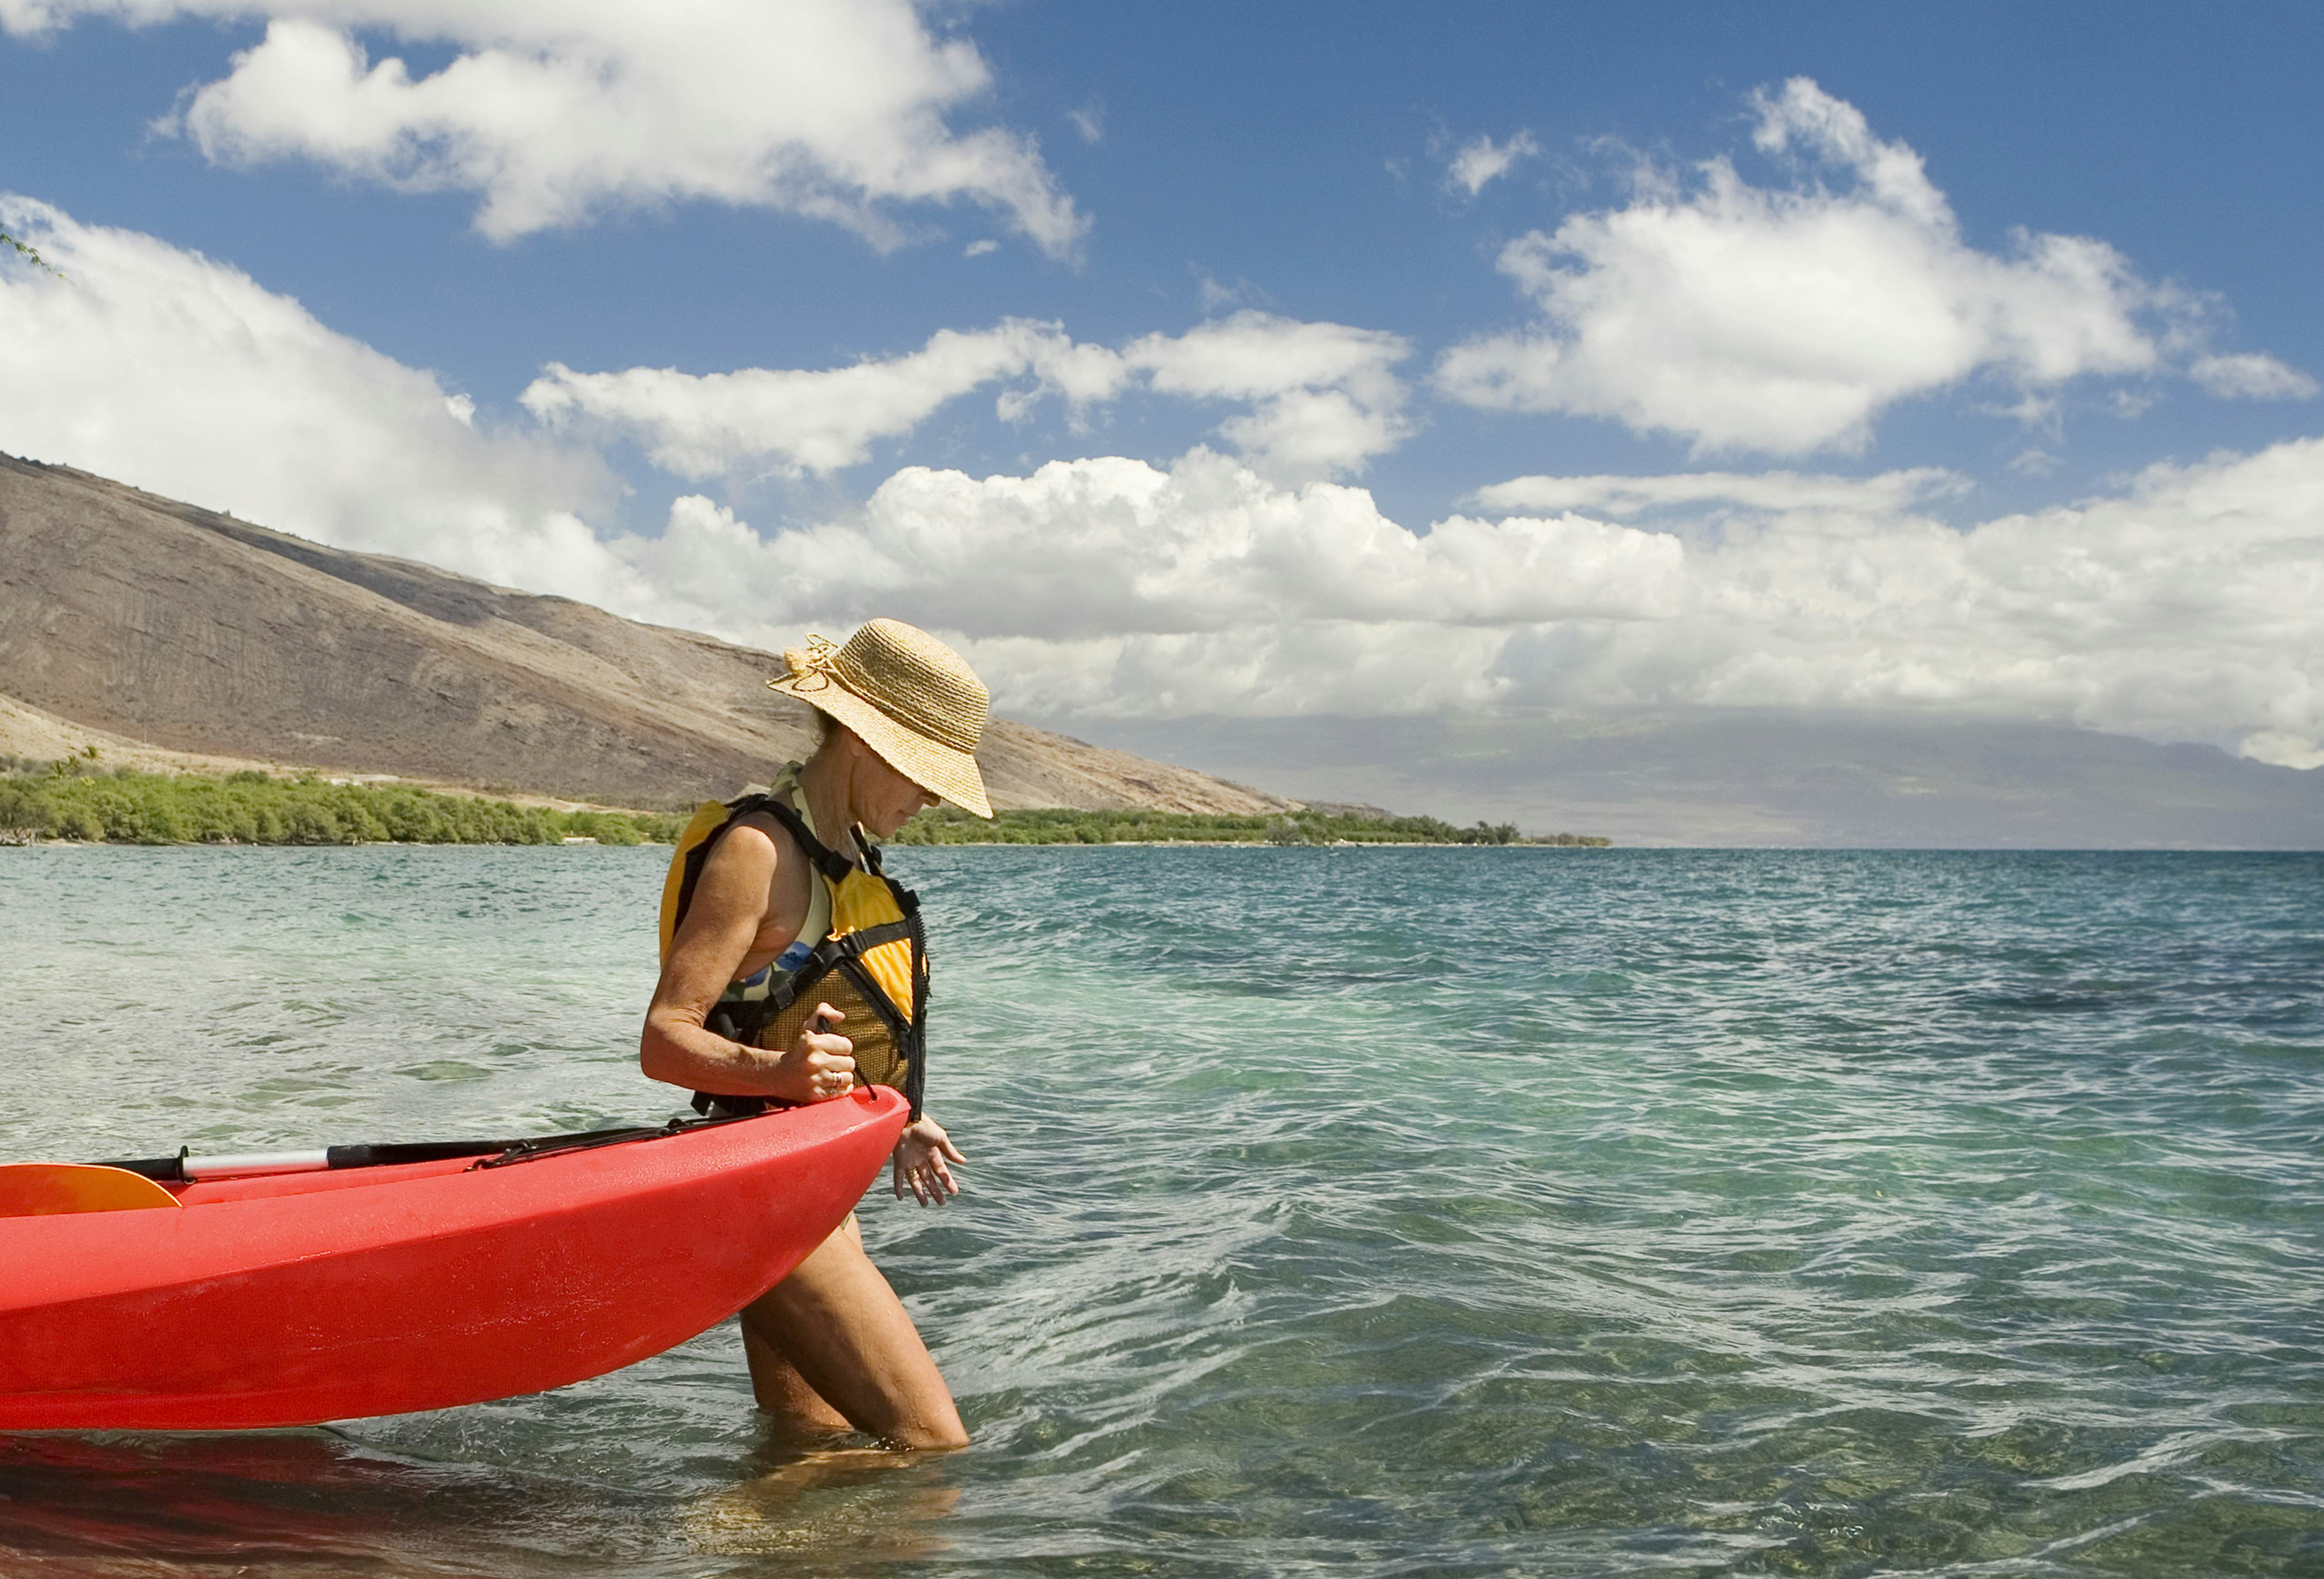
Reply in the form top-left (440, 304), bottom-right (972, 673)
top-left (640, 823), bottom-right (857, 1103)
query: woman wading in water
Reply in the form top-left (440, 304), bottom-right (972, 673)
top-left (640, 618), bottom-right (988, 1449)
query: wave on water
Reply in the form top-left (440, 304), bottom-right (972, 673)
top-left (3, 847), bottom-right (2320, 1576)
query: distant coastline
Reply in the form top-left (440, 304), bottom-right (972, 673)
top-left (888, 806), bottom-right (1610, 847)
top-left (1, 758), bottom-right (680, 847)
top-left (1, 759), bottom-right (1609, 848)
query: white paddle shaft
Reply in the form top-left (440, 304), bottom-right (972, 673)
top-left (179, 1149), bottom-right (331, 1180)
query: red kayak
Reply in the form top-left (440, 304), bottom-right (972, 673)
top-left (0, 1089), bottom-right (905, 1431)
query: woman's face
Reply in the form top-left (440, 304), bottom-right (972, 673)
top-left (853, 743), bottom-right (939, 837)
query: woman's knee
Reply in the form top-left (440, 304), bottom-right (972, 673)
top-left (897, 1417), bottom-right (970, 1451)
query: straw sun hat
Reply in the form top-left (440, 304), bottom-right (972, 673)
top-left (767, 619), bottom-right (994, 818)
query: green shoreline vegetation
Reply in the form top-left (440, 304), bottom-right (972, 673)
top-left (0, 756), bottom-right (683, 847)
top-left (889, 805), bottom-right (1610, 847)
top-left (0, 756), bottom-right (1610, 848)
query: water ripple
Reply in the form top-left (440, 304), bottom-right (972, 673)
top-left (1, 846), bottom-right (2319, 1575)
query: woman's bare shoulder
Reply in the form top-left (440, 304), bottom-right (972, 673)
top-left (701, 810), bottom-right (806, 886)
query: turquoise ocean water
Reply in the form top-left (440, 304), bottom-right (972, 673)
top-left (0, 846), bottom-right (2319, 1576)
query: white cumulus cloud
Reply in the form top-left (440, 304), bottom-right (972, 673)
top-left (1472, 468), bottom-right (1968, 516)
top-left (2240, 732), bottom-right (2324, 771)
top-left (522, 321), bottom-right (1076, 481)
top-left (0, 194), bottom-right (635, 604)
top-left (2191, 353), bottom-right (2318, 401)
top-left (523, 310), bottom-right (1413, 484)
top-left (1443, 130), bottom-right (1539, 196)
top-left (1125, 313), bottom-right (1413, 482)
top-left (8, 194), bottom-right (2320, 770)
top-left (1434, 78), bottom-right (2289, 454)
top-left (1475, 439), bottom-right (2324, 768)
top-left (1, 0), bottom-right (1085, 254)
top-left (630, 448), bottom-right (1679, 644)
top-left (608, 450), bottom-right (1679, 717)
top-left (631, 436), bottom-right (2324, 766)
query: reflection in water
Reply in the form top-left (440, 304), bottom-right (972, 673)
top-left (0, 1429), bottom-right (565, 1576)
top-left (1, 1425), bottom-right (962, 1576)
top-left (684, 1436), bottom-right (963, 1560)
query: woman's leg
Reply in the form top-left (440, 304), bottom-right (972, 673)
top-left (739, 1214), bottom-right (968, 1450)
top-left (740, 1320), bottom-right (854, 1431)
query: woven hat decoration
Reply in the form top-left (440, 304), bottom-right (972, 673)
top-left (767, 619), bottom-right (994, 818)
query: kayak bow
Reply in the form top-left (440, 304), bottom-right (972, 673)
top-left (0, 1089), bottom-right (906, 1430)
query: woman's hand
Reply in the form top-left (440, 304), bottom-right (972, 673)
top-left (763, 1003), bottom-right (856, 1103)
top-left (893, 1117), bottom-right (965, 1206)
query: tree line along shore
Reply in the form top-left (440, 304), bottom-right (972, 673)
top-left (0, 758), bottom-right (1610, 848)
top-left (0, 755), bottom-right (680, 847)
top-left (885, 805), bottom-right (1610, 846)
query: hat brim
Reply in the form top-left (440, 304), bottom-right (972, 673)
top-left (768, 673), bottom-right (994, 819)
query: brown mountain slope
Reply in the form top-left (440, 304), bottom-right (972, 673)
top-left (0, 454), bottom-right (1291, 814)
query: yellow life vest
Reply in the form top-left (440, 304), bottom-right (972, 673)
top-left (660, 786), bottom-right (930, 1119)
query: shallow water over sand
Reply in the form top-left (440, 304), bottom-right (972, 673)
top-left (2, 846), bottom-right (2320, 1576)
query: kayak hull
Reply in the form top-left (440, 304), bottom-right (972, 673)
top-left (0, 1090), bottom-right (905, 1430)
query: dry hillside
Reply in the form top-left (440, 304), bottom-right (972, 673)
top-left (0, 454), bottom-right (1292, 814)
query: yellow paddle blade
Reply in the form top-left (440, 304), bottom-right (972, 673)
top-left (0, 1163), bottom-right (184, 1217)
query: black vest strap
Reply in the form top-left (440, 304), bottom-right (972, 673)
top-left (677, 788), bottom-right (930, 1123)
top-left (747, 794), bottom-right (854, 885)
top-left (671, 790), bottom-right (853, 940)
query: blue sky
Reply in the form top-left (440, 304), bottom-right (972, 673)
top-left (3, 0), bottom-right (2321, 773)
